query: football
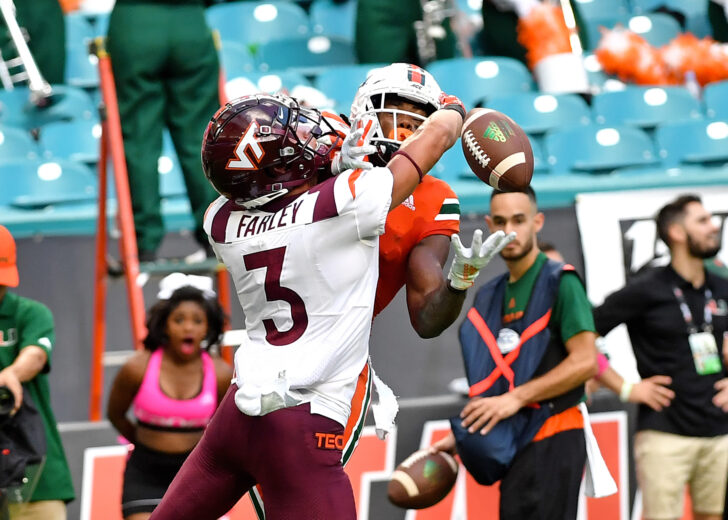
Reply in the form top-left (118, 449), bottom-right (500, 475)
top-left (387, 449), bottom-right (459, 510)
top-left (460, 108), bottom-right (534, 191)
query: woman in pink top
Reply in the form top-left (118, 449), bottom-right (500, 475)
top-left (107, 281), bottom-right (233, 520)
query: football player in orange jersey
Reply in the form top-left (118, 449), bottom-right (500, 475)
top-left (347, 63), bottom-right (514, 336)
top-left (244, 65), bottom-right (513, 519)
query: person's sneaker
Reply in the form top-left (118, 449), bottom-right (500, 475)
top-left (447, 377), bottom-right (469, 396)
top-left (184, 243), bottom-right (215, 264)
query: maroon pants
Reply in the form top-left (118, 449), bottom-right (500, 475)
top-left (149, 385), bottom-right (356, 520)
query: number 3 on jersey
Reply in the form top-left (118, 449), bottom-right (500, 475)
top-left (244, 247), bottom-right (309, 346)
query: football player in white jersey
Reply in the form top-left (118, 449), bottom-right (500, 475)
top-left (149, 93), bottom-right (468, 520)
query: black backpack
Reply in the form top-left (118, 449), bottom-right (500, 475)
top-left (0, 388), bottom-right (47, 491)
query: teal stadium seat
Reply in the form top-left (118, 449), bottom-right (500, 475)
top-left (0, 126), bottom-right (40, 161)
top-left (65, 13), bottom-right (95, 48)
top-left (573, 0), bottom-right (630, 20)
top-left (309, 0), bottom-right (356, 41)
top-left (655, 119), bottom-right (728, 168)
top-left (219, 41), bottom-right (257, 79)
top-left (206, 1), bottom-right (309, 46)
top-left (32, 85), bottom-right (98, 127)
top-left (544, 124), bottom-right (658, 174)
top-left (0, 87), bottom-right (95, 129)
top-left (65, 11), bottom-right (109, 42)
top-left (529, 136), bottom-right (550, 175)
top-left (630, 0), bottom-right (668, 12)
top-left (0, 158), bottom-right (97, 208)
top-left (257, 36), bottom-right (356, 72)
top-left (431, 145), bottom-right (471, 182)
top-left (224, 70), bottom-right (312, 101)
top-left (580, 14), bottom-right (629, 51)
top-left (65, 44), bottom-right (100, 89)
top-left (39, 119), bottom-right (101, 165)
top-left (626, 12), bottom-right (681, 46)
top-left (428, 57), bottom-right (534, 107)
top-left (0, 89), bottom-right (35, 128)
top-left (704, 80), bottom-right (728, 120)
top-left (485, 92), bottom-right (591, 135)
top-left (631, 0), bottom-right (709, 35)
top-left (314, 63), bottom-right (384, 116)
top-left (591, 86), bottom-right (702, 128)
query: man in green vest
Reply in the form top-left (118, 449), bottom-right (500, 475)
top-left (106, 0), bottom-right (221, 262)
top-left (0, 225), bottom-right (75, 520)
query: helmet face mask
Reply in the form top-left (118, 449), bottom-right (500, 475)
top-left (350, 63), bottom-right (441, 166)
top-left (202, 95), bottom-right (338, 208)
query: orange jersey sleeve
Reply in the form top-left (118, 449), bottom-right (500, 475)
top-left (374, 176), bottom-right (460, 317)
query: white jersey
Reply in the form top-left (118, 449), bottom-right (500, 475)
top-left (204, 168), bottom-right (393, 426)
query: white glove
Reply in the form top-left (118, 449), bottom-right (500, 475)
top-left (447, 230), bottom-right (516, 290)
top-left (331, 127), bottom-right (376, 175)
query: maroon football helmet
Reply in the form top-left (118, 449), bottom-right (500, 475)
top-left (202, 94), bottom-right (338, 207)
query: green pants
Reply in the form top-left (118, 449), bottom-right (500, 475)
top-left (107, 2), bottom-right (220, 254)
top-left (709, 1), bottom-right (728, 42)
top-left (0, 0), bottom-right (65, 84)
top-left (355, 0), bottom-right (455, 65)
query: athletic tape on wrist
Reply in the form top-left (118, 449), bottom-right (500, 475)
top-left (441, 103), bottom-right (466, 120)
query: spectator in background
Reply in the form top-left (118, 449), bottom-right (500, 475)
top-left (538, 240), bottom-right (564, 262)
top-left (0, 0), bottom-right (65, 84)
top-left (593, 194), bottom-right (728, 520)
top-left (107, 274), bottom-right (232, 520)
top-left (432, 187), bottom-right (599, 519)
top-left (0, 225), bottom-right (74, 520)
top-left (106, 0), bottom-right (221, 263)
top-left (480, 0), bottom-right (588, 65)
top-left (355, 0), bottom-right (456, 65)
top-left (710, 0), bottom-right (728, 42)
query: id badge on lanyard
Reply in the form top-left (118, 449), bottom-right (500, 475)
top-left (688, 332), bottom-right (721, 375)
top-left (675, 287), bottom-right (721, 375)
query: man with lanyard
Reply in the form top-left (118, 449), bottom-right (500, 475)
top-left (594, 194), bottom-right (728, 520)
top-left (432, 187), bottom-right (600, 519)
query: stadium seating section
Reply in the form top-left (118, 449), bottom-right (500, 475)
top-left (1, 0), bottom-right (726, 238)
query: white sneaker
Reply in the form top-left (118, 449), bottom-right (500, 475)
top-left (183, 247), bottom-right (208, 264)
top-left (447, 377), bottom-right (470, 396)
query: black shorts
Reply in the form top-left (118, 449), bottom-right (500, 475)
top-left (121, 443), bottom-right (191, 517)
top-left (499, 428), bottom-right (586, 520)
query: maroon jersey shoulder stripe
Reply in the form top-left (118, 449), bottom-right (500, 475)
top-left (309, 175), bottom-right (339, 223)
top-left (211, 199), bottom-right (235, 243)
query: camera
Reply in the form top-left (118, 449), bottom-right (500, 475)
top-left (0, 386), bottom-right (14, 419)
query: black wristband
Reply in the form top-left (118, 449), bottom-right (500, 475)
top-left (391, 149), bottom-right (424, 182)
top-left (441, 103), bottom-right (466, 121)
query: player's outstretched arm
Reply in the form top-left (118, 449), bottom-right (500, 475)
top-left (405, 229), bottom-right (515, 338)
top-left (387, 98), bottom-right (465, 210)
top-left (405, 235), bottom-right (466, 338)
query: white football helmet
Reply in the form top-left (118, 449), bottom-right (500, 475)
top-left (350, 63), bottom-right (442, 166)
